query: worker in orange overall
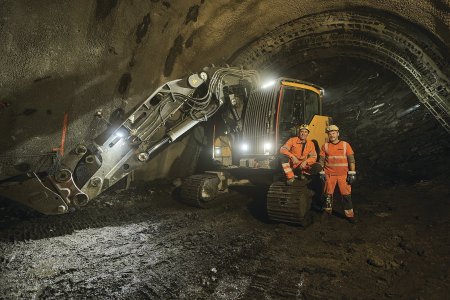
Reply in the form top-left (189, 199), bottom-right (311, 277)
top-left (279, 124), bottom-right (318, 185)
top-left (319, 125), bottom-right (357, 223)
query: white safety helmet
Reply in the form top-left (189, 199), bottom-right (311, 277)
top-left (298, 124), bottom-right (310, 132)
top-left (326, 125), bottom-right (339, 132)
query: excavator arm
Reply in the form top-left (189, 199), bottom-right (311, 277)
top-left (0, 67), bottom-right (259, 214)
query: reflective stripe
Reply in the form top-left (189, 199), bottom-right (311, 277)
top-left (281, 138), bottom-right (316, 164)
top-left (282, 163), bottom-right (292, 170)
top-left (325, 142), bottom-right (347, 156)
top-left (282, 163), bottom-right (294, 179)
top-left (323, 141), bottom-right (353, 175)
top-left (308, 154), bottom-right (317, 157)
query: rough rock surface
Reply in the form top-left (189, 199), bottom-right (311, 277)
top-left (0, 1), bottom-right (449, 182)
top-left (0, 179), bottom-right (449, 299)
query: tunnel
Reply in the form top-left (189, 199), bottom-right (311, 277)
top-left (0, 1), bottom-right (449, 299)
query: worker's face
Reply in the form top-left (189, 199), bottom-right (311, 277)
top-left (328, 130), bottom-right (339, 142)
top-left (298, 129), bottom-right (309, 140)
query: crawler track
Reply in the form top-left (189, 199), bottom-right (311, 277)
top-left (267, 180), bottom-right (313, 225)
top-left (180, 174), bottom-right (220, 208)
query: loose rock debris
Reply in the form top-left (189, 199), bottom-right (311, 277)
top-left (0, 181), bottom-right (449, 299)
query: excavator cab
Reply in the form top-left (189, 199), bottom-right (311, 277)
top-left (220, 78), bottom-right (330, 169)
top-left (184, 78), bottom-right (331, 225)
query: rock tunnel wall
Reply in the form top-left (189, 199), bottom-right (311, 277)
top-left (0, 0), bottom-right (449, 183)
top-left (285, 57), bottom-right (450, 183)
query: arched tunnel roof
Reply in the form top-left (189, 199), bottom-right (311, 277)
top-left (0, 1), bottom-right (449, 183)
top-left (231, 10), bottom-right (450, 132)
top-left (0, 3), bottom-right (450, 298)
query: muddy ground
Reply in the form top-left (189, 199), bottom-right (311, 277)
top-left (0, 178), bottom-right (449, 299)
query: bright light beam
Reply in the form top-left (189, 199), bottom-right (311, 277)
top-left (261, 80), bottom-right (276, 89)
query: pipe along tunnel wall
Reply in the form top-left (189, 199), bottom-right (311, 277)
top-left (0, 1), bottom-right (449, 185)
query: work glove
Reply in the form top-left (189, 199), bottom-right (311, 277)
top-left (347, 171), bottom-right (356, 184)
top-left (300, 160), bottom-right (308, 169)
top-left (291, 156), bottom-right (300, 165)
top-left (319, 171), bottom-right (326, 183)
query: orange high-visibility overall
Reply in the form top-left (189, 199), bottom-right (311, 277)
top-left (320, 141), bottom-right (354, 217)
top-left (280, 137), bottom-right (317, 179)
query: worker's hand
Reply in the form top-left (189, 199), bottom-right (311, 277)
top-left (319, 171), bottom-right (326, 183)
top-left (300, 160), bottom-right (308, 169)
top-left (347, 171), bottom-right (356, 184)
top-left (291, 156), bottom-right (300, 165)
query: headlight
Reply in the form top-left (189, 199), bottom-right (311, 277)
top-left (214, 147), bottom-right (221, 155)
top-left (261, 80), bottom-right (276, 89)
top-left (263, 142), bottom-right (272, 154)
top-left (114, 129), bottom-right (127, 138)
top-left (241, 143), bottom-right (249, 152)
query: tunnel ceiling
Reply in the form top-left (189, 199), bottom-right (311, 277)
top-left (0, 1), bottom-right (449, 182)
top-left (230, 10), bottom-right (450, 133)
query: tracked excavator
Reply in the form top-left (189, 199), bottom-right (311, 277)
top-left (0, 66), bottom-right (331, 224)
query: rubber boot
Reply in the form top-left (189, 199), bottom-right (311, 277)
top-left (323, 194), bottom-right (333, 214)
top-left (343, 196), bottom-right (357, 223)
top-left (286, 177), bottom-right (295, 186)
top-left (347, 217), bottom-right (358, 224)
top-left (344, 209), bottom-right (357, 224)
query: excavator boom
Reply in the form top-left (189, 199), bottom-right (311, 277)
top-left (0, 67), bottom-right (260, 214)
